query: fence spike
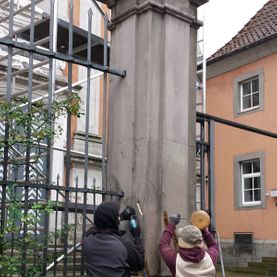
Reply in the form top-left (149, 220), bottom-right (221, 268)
top-left (88, 7), bottom-right (93, 17)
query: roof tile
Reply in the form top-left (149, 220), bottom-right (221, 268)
top-left (208, 0), bottom-right (277, 61)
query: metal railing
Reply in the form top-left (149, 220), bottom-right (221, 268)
top-left (0, 0), bottom-right (125, 276)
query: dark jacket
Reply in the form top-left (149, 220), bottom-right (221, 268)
top-left (83, 228), bottom-right (144, 277)
top-left (159, 224), bottom-right (219, 276)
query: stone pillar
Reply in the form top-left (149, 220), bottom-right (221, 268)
top-left (106, 0), bottom-right (207, 275)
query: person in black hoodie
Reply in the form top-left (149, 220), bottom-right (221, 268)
top-left (83, 201), bottom-right (144, 277)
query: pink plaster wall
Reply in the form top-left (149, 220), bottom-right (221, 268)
top-left (207, 53), bottom-right (277, 240)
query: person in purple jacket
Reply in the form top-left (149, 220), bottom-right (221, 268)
top-left (159, 214), bottom-right (219, 277)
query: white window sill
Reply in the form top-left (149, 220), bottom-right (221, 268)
top-left (240, 106), bottom-right (260, 113)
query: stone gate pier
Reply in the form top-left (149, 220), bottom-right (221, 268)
top-left (103, 0), bottom-right (208, 275)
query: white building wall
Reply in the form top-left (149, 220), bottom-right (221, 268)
top-left (36, 0), bottom-right (104, 231)
top-left (1, 0), bottom-right (104, 232)
top-left (77, 1), bottom-right (102, 135)
top-left (37, 0), bottom-right (103, 185)
top-left (37, 0), bottom-right (68, 21)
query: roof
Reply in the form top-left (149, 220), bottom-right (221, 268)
top-left (208, 0), bottom-right (277, 63)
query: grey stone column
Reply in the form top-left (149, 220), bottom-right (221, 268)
top-left (106, 0), bottom-right (207, 275)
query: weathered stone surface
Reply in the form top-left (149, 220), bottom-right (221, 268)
top-left (107, 0), bottom-right (204, 275)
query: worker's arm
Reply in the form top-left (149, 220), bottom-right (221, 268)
top-left (159, 224), bottom-right (177, 275)
top-left (120, 235), bottom-right (144, 272)
top-left (202, 229), bottom-right (219, 265)
top-left (120, 216), bottom-right (144, 272)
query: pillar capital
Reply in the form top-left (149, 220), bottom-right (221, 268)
top-left (106, 0), bottom-right (206, 30)
top-left (98, 0), bottom-right (208, 9)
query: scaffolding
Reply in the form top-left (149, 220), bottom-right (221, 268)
top-left (196, 21), bottom-right (206, 211)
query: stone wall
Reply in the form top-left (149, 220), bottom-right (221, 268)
top-left (221, 239), bottom-right (277, 267)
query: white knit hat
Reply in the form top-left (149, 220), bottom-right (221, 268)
top-left (177, 225), bottom-right (204, 249)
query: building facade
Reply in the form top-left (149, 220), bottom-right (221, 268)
top-left (206, 0), bottom-right (277, 266)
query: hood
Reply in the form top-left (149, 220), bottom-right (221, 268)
top-left (178, 247), bottom-right (205, 263)
top-left (94, 201), bottom-right (120, 230)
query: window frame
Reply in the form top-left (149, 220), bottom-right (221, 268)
top-left (239, 77), bottom-right (260, 112)
top-left (234, 152), bottom-right (265, 210)
top-left (233, 69), bottom-right (264, 117)
top-left (240, 159), bottom-right (261, 206)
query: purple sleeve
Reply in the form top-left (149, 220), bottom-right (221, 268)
top-left (159, 224), bottom-right (177, 276)
top-left (202, 229), bottom-right (219, 265)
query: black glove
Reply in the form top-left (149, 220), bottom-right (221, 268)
top-left (169, 213), bottom-right (180, 226)
top-left (120, 206), bottom-right (136, 221)
top-left (129, 216), bottom-right (141, 238)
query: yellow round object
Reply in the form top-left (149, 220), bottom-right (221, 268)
top-left (190, 210), bottom-right (210, 230)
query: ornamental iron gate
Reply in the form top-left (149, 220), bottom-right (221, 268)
top-left (0, 0), bottom-right (125, 276)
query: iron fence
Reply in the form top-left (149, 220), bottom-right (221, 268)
top-left (0, 0), bottom-right (125, 276)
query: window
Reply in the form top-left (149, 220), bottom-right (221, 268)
top-left (234, 152), bottom-right (265, 209)
top-left (233, 69), bottom-right (264, 116)
top-left (241, 159), bottom-right (261, 205)
top-left (240, 77), bottom-right (259, 112)
top-left (234, 232), bottom-right (254, 252)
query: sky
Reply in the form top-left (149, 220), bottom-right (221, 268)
top-left (198, 0), bottom-right (269, 58)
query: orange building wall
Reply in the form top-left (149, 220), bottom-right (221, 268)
top-left (207, 53), bottom-right (277, 240)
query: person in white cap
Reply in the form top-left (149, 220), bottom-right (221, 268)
top-left (159, 214), bottom-right (219, 277)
